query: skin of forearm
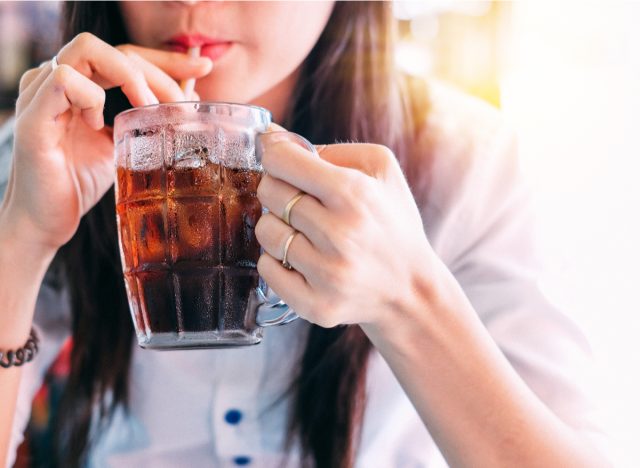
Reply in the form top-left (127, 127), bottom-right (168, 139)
top-left (360, 261), bottom-right (611, 468)
top-left (0, 209), bottom-right (56, 467)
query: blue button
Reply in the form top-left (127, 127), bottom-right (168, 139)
top-left (224, 409), bottom-right (243, 425)
top-left (233, 456), bottom-right (251, 465)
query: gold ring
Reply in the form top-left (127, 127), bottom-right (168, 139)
top-left (282, 191), bottom-right (305, 226)
top-left (281, 230), bottom-right (298, 270)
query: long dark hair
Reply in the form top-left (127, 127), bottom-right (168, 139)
top-left (54, 2), bottom-right (430, 467)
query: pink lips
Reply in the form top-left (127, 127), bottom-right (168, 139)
top-left (166, 34), bottom-right (233, 61)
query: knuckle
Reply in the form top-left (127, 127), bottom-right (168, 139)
top-left (376, 143), bottom-right (395, 159)
top-left (119, 45), bottom-right (142, 62)
top-left (329, 172), bottom-right (364, 208)
top-left (307, 299), bottom-right (337, 328)
top-left (315, 317), bottom-right (335, 329)
top-left (70, 32), bottom-right (96, 53)
top-left (256, 177), bottom-right (269, 202)
top-left (316, 311), bottom-right (341, 329)
top-left (52, 64), bottom-right (73, 83)
top-left (256, 253), bottom-right (268, 275)
top-left (335, 175), bottom-right (375, 218)
top-left (18, 68), bottom-right (40, 93)
top-left (115, 44), bottom-right (132, 55)
top-left (254, 215), bottom-right (268, 242)
top-left (74, 32), bottom-right (96, 48)
top-left (94, 86), bottom-right (107, 106)
top-left (371, 144), bottom-right (396, 168)
top-left (307, 297), bottom-right (324, 319)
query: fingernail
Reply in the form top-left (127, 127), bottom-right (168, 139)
top-left (255, 134), bottom-right (267, 164)
top-left (145, 88), bottom-right (159, 106)
top-left (189, 56), bottom-right (212, 68)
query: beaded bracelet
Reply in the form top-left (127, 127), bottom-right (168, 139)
top-left (0, 329), bottom-right (39, 368)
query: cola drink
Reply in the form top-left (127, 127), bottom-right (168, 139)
top-left (116, 161), bottom-right (262, 344)
top-left (113, 102), bottom-right (308, 349)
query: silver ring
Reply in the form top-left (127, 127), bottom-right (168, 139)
top-left (51, 55), bottom-right (59, 71)
top-left (281, 230), bottom-right (299, 270)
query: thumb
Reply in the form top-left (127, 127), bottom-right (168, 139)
top-left (267, 122), bottom-right (287, 132)
top-left (310, 143), bottom-right (395, 179)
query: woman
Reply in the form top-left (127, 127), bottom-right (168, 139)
top-left (0, 2), bottom-right (609, 467)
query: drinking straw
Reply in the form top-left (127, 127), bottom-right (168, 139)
top-left (180, 46), bottom-right (201, 100)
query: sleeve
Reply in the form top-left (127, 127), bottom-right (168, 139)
top-left (443, 123), bottom-right (611, 458)
top-left (0, 119), bottom-right (72, 468)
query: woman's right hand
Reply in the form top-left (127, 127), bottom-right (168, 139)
top-left (0, 32), bottom-right (212, 253)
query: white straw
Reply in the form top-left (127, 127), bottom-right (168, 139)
top-left (180, 46), bottom-right (201, 100)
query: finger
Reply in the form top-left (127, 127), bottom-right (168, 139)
top-left (117, 44), bottom-right (213, 80)
top-left (257, 133), bottom-right (344, 206)
top-left (316, 143), bottom-right (400, 180)
top-left (257, 253), bottom-right (314, 317)
top-left (124, 51), bottom-right (186, 103)
top-left (267, 123), bottom-right (287, 132)
top-left (26, 64), bottom-right (106, 133)
top-left (18, 64), bottom-right (48, 95)
top-left (267, 122), bottom-right (388, 174)
top-left (57, 32), bottom-right (157, 107)
top-left (16, 65), bottom-right (52, 115)
top-left (255, 212), bottom-right (324, 277)
top-left (257, 173), bottom-right (333, 248)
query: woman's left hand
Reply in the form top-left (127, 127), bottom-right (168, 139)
top-left (255, 131), bottom-right (438, 328)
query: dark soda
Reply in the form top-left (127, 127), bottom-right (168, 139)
top-left (116, 161), bottom-right (262, 340)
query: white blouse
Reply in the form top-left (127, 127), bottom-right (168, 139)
top-left (3, 82), bottom-right (607, 468)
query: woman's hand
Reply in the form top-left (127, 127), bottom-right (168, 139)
top-left (0, 33), bottom-right (212, 252)
top-left (255, 131), bottom-right (438, 328)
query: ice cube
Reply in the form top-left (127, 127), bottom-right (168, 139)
top-left (167, 162), bottom-right (220, 197)
top-left (168, 198), bottom-right (219, 264)
top-left (173, 131), bottom-right (212, 169)
top-left (210, 127), bottom-right (226, 164)
top-left (127, 199), bottom-right (168, 266)
top-left (128, 126), bottom-right (164, 170)
top-left (223, 166), bottom-right (261, 195)
top-left (221, 194), bottom-right (261, 267)
top-left (220, 130), bottom-right (255, 169)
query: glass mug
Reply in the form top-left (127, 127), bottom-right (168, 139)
top-left (113, 102), bottom-right (312, 349)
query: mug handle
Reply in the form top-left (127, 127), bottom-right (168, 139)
top-left (255, 131), bottom-right (318, 327)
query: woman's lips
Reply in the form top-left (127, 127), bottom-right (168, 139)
top-left (166, 41), bottom-right (233, 61)
top-left (200, 42), bottom-right (233, 61)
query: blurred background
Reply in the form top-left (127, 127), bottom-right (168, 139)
top-left (1, 1), bottom-right (639, 466)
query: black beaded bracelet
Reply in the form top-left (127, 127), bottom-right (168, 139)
top-left (0, 329), bottom-right (39, 369)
